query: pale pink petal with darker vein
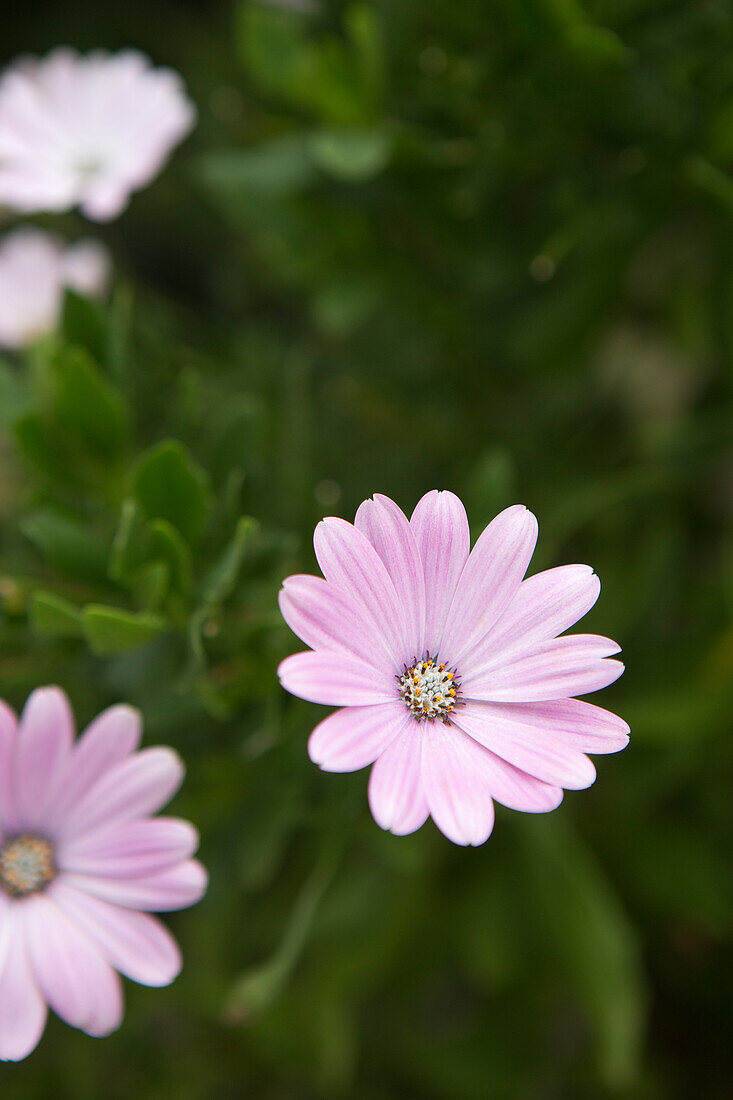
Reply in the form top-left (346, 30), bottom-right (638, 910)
top-left (279, 574), bottom-right (389, 666)
top-left (368, 728), bottom-right (429, 835)
top-left (420, 723), bottom-right (496, 846)
top-left (58, 746), bottom-right (185, 839)
top-left (314, 518), bottom-right (410, 665)
top-left (410, 490), bottom-right (470, 656)
top-left (354, 494), bottom-right (426, 657)
top-left (468, 749), bottom-right (564, 813)
top-left (24, 894), bottom-right (123, 1036)
top-left (63, 860), bottom-right (208, 911)
top-left (12, 687), bottom-right (74, 832)
top-left (45, 704), bottom-right (143, 829)
top-left (0, 904), bottom-right (47, 1062)
top-left (278, 650), bottom-right (396, 706)
top-left (50, 881), bottom-right (181, 987)
top-left (463, 563), bottom-right (601, 672)
top-left (453, 703), bottom-right (597, 790)
top-left (439, 505), bottom-right (538, 666)
top-left (308, 703), bottom-right (411, 772)
top-left (57, 818), bottom-right (199, 879)
top-left (460, 634), bottom-right (623, 703)
top-left (279, 493), bottom-right (628, 846)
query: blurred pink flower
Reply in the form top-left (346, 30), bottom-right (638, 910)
top-left (0, 227), bottom-right (109, 349)
top-left (0, 687), bottom-right (207, 1061)
top-left (0, 48), bottom-right (195, 221)
top-left (279, 493), bottom-right (628, 847)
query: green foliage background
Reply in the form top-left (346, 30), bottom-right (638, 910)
top-left (1, 1), bottom-right (732, 1096)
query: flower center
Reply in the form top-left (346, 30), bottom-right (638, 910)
top-left (398, 656), bottom-right (461, 722)
top-left (74, 155), bottom-right (105, 182)
top-left (0, 834), bottom-right (56, 897)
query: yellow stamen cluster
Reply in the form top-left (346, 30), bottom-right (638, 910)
top-left (0, 834), bottom-right (56, 897)
top-left (398, 656), bottom-right (460, 722)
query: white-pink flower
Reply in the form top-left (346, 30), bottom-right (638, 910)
top-left (278, 493), bottom-right (629, 847)
top-left (0, 227), bottom-right (109, 349)
top-left (0, 687), bottom-right (207, 1061)
top-left (0, 48), bottom-right (195, 221)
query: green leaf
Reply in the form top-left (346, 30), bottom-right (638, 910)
top-left (51, 345), bottom-right (128, 460)
top-left (307, 127), bottom-right (392, 181)
top-left (237, 0), bottom-right (310, 100)
top-left (207, 397), bottom-right (264, 486)
top-left (28, 591), bottom-right (84, 639)
top-left (310, 278), bottom-right (378, 336)
top-left (0, 360), bottom-right (27, 427)
top-left (131, 560), bottom-right (170, 612)
top-left (133, 440), bottom-right (211, 546)
top-left (228, 845), bottom-right (340, 1021)
top-left (198, 137), bottom-right (316, 198)
top-left (202, 516), bottom-right (258, 606)
top-left (109, 498), bottom-right (148, 584)
top-left (82, 604), bottom-right (165, 655)
top-left (685, 155), bottom-right (733, 215)
top-left (147, 519), bottom-right (193, 595)
top-left (61, 290), bottom-right (107, 364)
top-left (345, 3), bottom-right (385, 104)
top-left (519, 818), bottom-right (646, 1089)
top-left (463, 448), bottom-right (517, 526)
top-left (14, 412), bottom-right (74, 483)
top-left (237, 0), bottom-right (375, 125)
top-left (21, 509), bottom-right (110, 584)
top-left (188, 517), bottom-right (258, 670)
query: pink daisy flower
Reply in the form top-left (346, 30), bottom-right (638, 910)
top-left (0, 48), bottom-right (195, 221)
top-left (0, 687), bottom-right (207, 1061)
top-left (278, 493), bottom-right (629, 847)
top-left (0, 226), bottom-right (109, 349)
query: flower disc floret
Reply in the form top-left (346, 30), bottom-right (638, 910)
top-left (0, 835), bottom-right (55, 897)
top-left (398, 657), bottom-right (460, 721)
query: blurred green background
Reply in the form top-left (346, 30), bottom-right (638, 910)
top-left (1, 0), bottom-right (732, 1096)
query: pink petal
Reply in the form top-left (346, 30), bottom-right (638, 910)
top-left (58, 817), bottom-right (199, 879)
top-left (80, 178), bottom-right (130, 222)
top-left (421, 723), bottom-right (496, 846)
top-left (463, 564), bottom-right (600, 675)
top-left (60, 238), bottom-right (110, 297)
top-left (453, 702), bottom-right (597, 789)
top-left (0, 902), bottom-right (48, 1061)
top-left (461, 634), bottom-right (623, 703)
top-left (278, 651), bottom-right (395, 706)
top-left (0, 50), bottom-right (195, 219)
top-left (13, 686), bottom-right (74, 832)
top-left (308, 702), bottom-right (410, 772)
top-left (46, 704), bottom-right (142, 829)
top-left (24, 893), bottom-right (123, 1037)
top-left (368, 726), bottom-right (429, 836)
top-left (63, 857), bottom-right (208, 911)
top-left (355, 494), bottom-right (426, 658)
top-left (468, 698), bottom-right (630, 754)
top-left (279, 575), bottom-right (390, 667)
top-left (469, 749), bottom-right (564, 812)
top-left (314, 517), bottom-right (408, 667)
top-left (0, 701), bottom-right (17, 839)
top-left (58, 747), bottom-right (184, 840)
top-left (410, 490), bottom-right (470, 656)
top-left (49, 881), bottom-right (181, 987)
top-left (439, 506), bottom-right (538, 666)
